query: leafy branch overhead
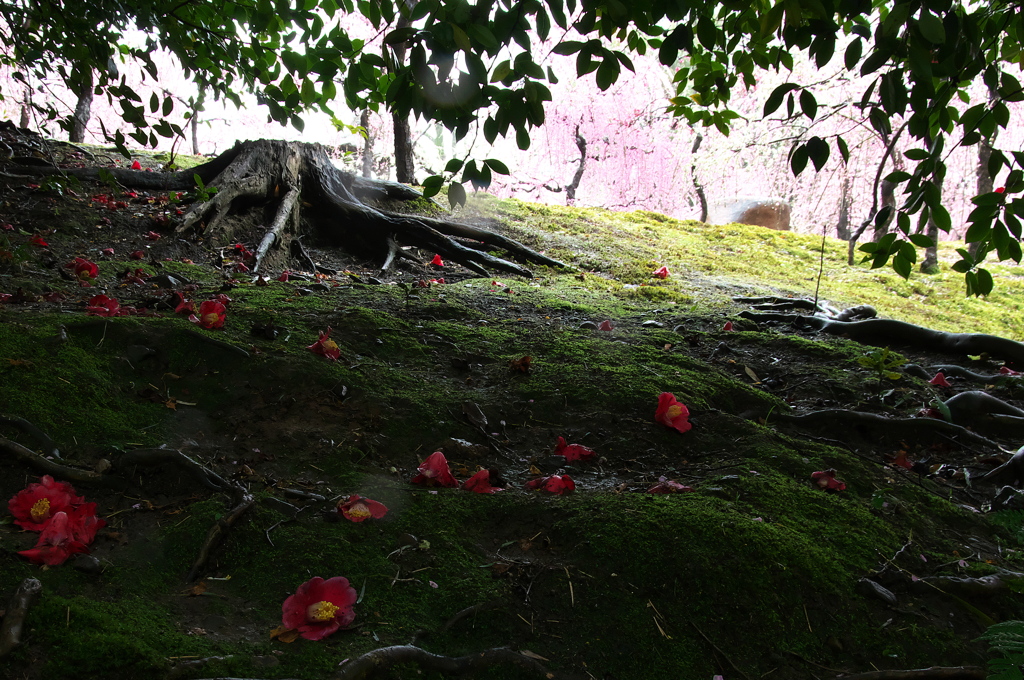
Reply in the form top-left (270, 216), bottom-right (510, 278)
top-left (2, 0), bottom-right (1023, 287)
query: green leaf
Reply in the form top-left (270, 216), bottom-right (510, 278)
top-left (892, 253), bottom-right (912, 279)
top-left (447, 181), bottom-right (467, 208)
top-left (917, 10), bottom-right (946, 44)
top-left (444, 158), bottom-right (464, 173)
top-left (807, 136), bottom-right (829, 171)
top-left (484, 158), bottom-right (510, 175)
top-left (763, 83), bottom-right (799, 117)
top-left (799, 89), bottom-right (817, 120)
top-left (908, 234), bottom-right (934, 248)
top-left (844, 38), bottom-right (862, 70)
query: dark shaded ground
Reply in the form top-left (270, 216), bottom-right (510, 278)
top-left (2, 126), bottom-right (1024, 680)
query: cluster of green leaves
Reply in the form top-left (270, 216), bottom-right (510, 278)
top-left (855, 346), bottom-right (905, 384)
top-left (979, 620), bottom-right (1024, 680)
top-left (3, 0), bottom-right (1024, 289)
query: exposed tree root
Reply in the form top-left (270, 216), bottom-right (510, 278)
top-left (0, 578), bottom-right (42, 659)
top-left (186, 490), bottom-right (256, 582)
top-left (0, 414), bottom-right (60, 458)
top-left (982, 445), bottom-right (1024, 486)
top-left (910, 571), bottom-right (1024, 597)
top-left (943, 391), bottom-right (1024, 434)
top-left (116, 447), bottom-right (234, 492)
top-left (6, 139), bottom-right (567, 276)
top-left (772, 410), bottom-right (1002, 450)
top-left (739, 312), bottom-right (1024, 366)
top-left (0, 434), bottom-right (114, 486)
top-left (835, 667), bottom-right (986, 680)
top-left (334, 645), bottom-right (556, 680)
top-left (734, 296), bottom-right (877, 322)
top-left (903, 364), bottom-right (1014, 383)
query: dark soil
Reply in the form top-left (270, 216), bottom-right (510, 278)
top-left (2, 126), bottom-right (1024, 680)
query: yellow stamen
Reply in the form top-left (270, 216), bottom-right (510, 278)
top-left (307, 600), bottom-right (340, 622)
top-left (202, 313), bottom-right (220, 327)
top-left (347, 503), bottom-right (371, 519)
top-left (666, 404), bottom-right (683, 419)
top-left (323, 339), bottom-right (338, 352)
top-left (30, 497), bottom-right (51, 522)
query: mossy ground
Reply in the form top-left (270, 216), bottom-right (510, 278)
top-left (1, 144), bottom-right (1023, 679)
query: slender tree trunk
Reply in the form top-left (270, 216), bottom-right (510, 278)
top-left (565, 125), bottom-right (587, 206)
top-left (921, 148), bottom-right (943, 274)
top-left (19, 87), bottom-right (31, 129)
top-left (836, 175), bottom-right (850, 240)
top-left (691, 134), bottom-right (708, 222)
top-left (360, 109), bottom-right (373, 179)
top-left (970, 85), bottom-right (998, 259)
top-left (391, 6), bottom-right (417, 184)
top-left (69, 70), bottom-right (94, 143)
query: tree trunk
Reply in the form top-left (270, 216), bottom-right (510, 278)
top-left (836, 175), bottom-right (851, 240)
top-left (691, 134), bottom-right (708, 223)
top-left (360, 109), bottom-right (374, 179)
top-left (970, 85), bottom-right (998, 259)
top-left (69, 69), bottom-right (94, 143)
top-left (19, 88), bottom-right (31, 130)
top-left (391, 7), bottom-right (417, 184)
top-left (565, 124), bottom-right (587, 206)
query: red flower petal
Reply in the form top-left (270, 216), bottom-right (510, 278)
top-left (929, 372), bottom-right (951, 387)
top-left (811, 469), bottom-right (847, 492)
top-left (655, 392), bottom-right (692, 434)
top-left (597, 320), bottom-right (614, 331)
top-left (8, 476), bottom-right (85, 531)
top-left (462, 469), bottom-right (502, 493)
top-left (430, 254), bottom-right (444, 266)
top-left (308, 328), bottom-right (341, 361)
top-left (723, 321), bottom-right (734, 331)
top-left (337, 495), bottom-right (388, 522)
top-left (411, 452), bottom-right (459, 488)
top-left (525, 474), bottom-right (576, 494)
top-left (281, 576), bottom-right (357, 641)
top-left (191, 300), bottom-right (226, 329)
top-left (554, 436), bottom-right (596, 462)
top-left (17, 511), bottom-right (90, 566)
top-left (652, 266), bottom-right (670, 279)
top-left (131, 160), bottom-right (142, 170)
top-left (647, 478), bottom-right (694, 494)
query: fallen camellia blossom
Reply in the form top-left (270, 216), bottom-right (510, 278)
top-left (811, 469), bottom-right (847, 492)
top-left (462, 469), bottom-right (502, 493)
top-left (929, 372), bottom-right (952, 387)
top-left (131, 160), bottom-right (142, 170)
top-left (597, 320), bottom-right (614, 331)
top-left (18, 511), bottom-right (90, 566)
top-left (8, 475), bottom-right (85, 532)
top-left (655, 392), bottom-right (692, 434)
top-left (889, 450), bottom-right (914, 470)
top-left (29, 234), bottom-right (48, 247)
top-left (430, 254), bottom-right (444, 266)
top-left (652, 266), bottom-right (670, 279)
top-left (554, 436), bottom-right (596, 462)
top-left (190, 300), bottom-right (227, 329)
top-left (411, 451), bottom-right (459, 488)
top-left (723, 321), bottom-right (734, 331)
top-left (281, 576), bottom-right (357, 641)
top-left (337, 495), bottom-right (388, 522)
top-left (308, 328), bottom-right (341, 361)
top-left (647, 477), bottom-right (694, 494)
top-left (86, 294), bottom-right (123, 317)
top-left (277, 270), bottom-right (290, 282)
top-left (130, 250), bottom-right (145, 260)
top-left (1000, 366), bottom-right (1021, 376)
top-left (100, 247), bottom-right (115, 257)
top-left (70, 258), bottom-right (98, 285)
top-left (525, 475), bottom-right (576, 494)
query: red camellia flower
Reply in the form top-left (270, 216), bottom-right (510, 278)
top-left (29, 234), bottom-right (48, 247)
top-left (655, 392), bottom-right (692, 434)
top-left (996, 186), bottom-right (1006, 194)
top-left (130, 250), bottom-right (145, 260)
top-left (811, 469), bottom-right (847, 492)
top-left (277, 271), bottom-right (290, 282)
top-left (131, 160), bottom-right (142, 170)
top-left (308, 328), bottom-right (341, 361)
top-left (647, 477), bottom-right (695, 494)
top-left (337, 495), bottom-right (388, 522)
top-left (86, 294), bottom-right (122, 317)
top-left (430, 254), bottom-right (444, 266)
top-left (281, 576), bottom-right (357, 641)
top-left (597, 320), bottom-right (614, 331)
top-left (1000, 366), bottom-right (1021, 376)
top-left (462, 469), bottom-right (502, 493)
top-left (190, 300), bottom-right (227, 329)
top-left (411, 451), bottom-right (459, 488)
top-left (17, 511), bottom-right (90, 566)
top-left (929, 372), bottom-right (951, 387)
top-left (554, 436), bottom-right (596, 462)
top-left (101, 247), bottom-right (115, 257)
top-left (652, 266), bottom-right (670, 279)
top-left (525, 474), bottom-right (576, 494)
top-left (723, 321), bottom-right (734, 331)
top-left (8, 475), bottom-right (85, 532)
top-left (70, 258), bottom-right (98, 285)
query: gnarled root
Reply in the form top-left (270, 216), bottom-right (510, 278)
top-left (0, 434), bottom-right (114, 486)
top-left (0, 578), bottom-right (42, 659)
top-left (334, 645), bottom-right (556, 680)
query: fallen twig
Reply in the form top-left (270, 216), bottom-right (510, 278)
top-left (334, 645), bottom-right (556, 680)
top-left (835, 666), bottom-right (986, 680)
top-left (186, 491), bottom-right (256, 581)
top-left (0, 578), bottom-right (42, 659)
